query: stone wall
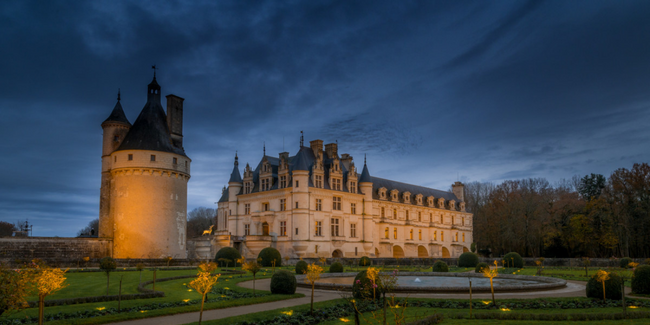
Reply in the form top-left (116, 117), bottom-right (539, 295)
top-left (0, 237), bottom-right (112, 265)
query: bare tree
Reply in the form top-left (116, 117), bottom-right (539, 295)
top-left (77, 218), bottom-right (99, 237)
top-left (187, 207), bottom-right (216, 238)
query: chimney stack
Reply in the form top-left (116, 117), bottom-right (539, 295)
top-left (166, 94), bottom-right (184, 149)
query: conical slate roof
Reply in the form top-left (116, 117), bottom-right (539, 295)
top-left (359, 162), bottom-right (371, 183)
top-left (102, 98), bottom-right (130, 126)
top-left (292, 147), bottom-right (311, 171)
top-left (229, 155), bottom-right (242, 183)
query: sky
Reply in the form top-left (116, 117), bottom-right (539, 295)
top-left (1, 0), bottom-right (649, 237)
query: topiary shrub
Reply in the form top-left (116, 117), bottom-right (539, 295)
top-left (620, 257), bottom-right (633, 269)
top-left (586, 272), bottom-right (622, 300)
top-left (214, 247), bottom-right (242, 267)
top-left (295, 260), bottom-right (308, 274)
top-left (257, 247), bottom-right (282, 267)
top-left (270, 270), bottom-right (297, 294)
top-left (329, 262), bottom-right (344, 273)
top-left (503, 252), bottom-right (523, 268)
top-left (352, 270), bottom-right (381, 300)
top-left (432, 260), bottom-right (448, 272)
top-left (359, 256), bottom-right (371, 267)
top-left (475, 262), bottom-right (489, 273)
top-left (99, 257), bottom-right (116, 271)
top-left (632, 265), bottom-right (650, 294)
top-left (458, 252), bottom-right (479, 267)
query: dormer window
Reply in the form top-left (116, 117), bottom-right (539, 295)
top-left (449, 200), bottom-right (456, 210)
top-left (349, 181), bottom-right (356, 193)
top-left (459, 202), bottom-right (466, 212)
top-left (437, 198), bottom-right (445, 209)
top-left (315, 175), bottom-right (323, 188)
top-left (427, 196), bottom-right (434, 207)
top-left (379, 187), bottom-right (387, 200)
top-left (279, 175), bottom-right (288, 189)
top-left (244, 182), bottom-right (252, 194)
top-left (416, 194), bottom-right (423, 205)
top-left (390, 189), bottom-right (399, 202)
top-left (332, 178), bottom-right (342, 190)
top-left (403, 191), bottom-right (411, 203)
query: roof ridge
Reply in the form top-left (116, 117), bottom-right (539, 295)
top-left (371, 176), bottom-right (452, 194)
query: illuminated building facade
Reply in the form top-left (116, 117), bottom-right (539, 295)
top-left (216, 138), bottom-right (472, 259)
top-left (99, 74), bottom-right (191, 258)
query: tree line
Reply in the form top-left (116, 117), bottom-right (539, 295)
top-left (465, 163), bottom-right (650, 258)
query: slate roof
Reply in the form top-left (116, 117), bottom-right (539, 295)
top-left (102, 100), bottom-right (131, 125)
top-left (359, 163), bottom-right (371, 183)
top-left (370, 177), bottom-right (459, 203)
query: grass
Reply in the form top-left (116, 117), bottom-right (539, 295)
top-left (2, 267), bottom-right (304, 325)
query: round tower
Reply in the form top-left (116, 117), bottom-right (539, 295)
top-left (358, 157), bottom-right (375, 255)
top-left (103, 74), bottom-right (191, 259)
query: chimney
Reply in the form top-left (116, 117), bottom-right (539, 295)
top-left (166, 94), bottom-right (184, 149)
top-left (310, 139), bottom-right (323, 157)
top-left (452, 181), bottom-right (464, 202)
top-left (340, 153), bottom-right (353, 170)
top-left (325, 143), bottom-right (338, 159)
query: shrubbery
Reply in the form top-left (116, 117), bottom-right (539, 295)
top-left (352, 270), bottom-right (381, 300)
top-left (257, 247), bottom-right (282, 267)
top-left (503, 252), bottom-right (523, 268)
top-left (270, 270), bottom-right (297, 294)
top-left (99, 257), bottom-right (116, 271)
top-left (620, 257), bottom-right (633, 269)
top-left (359, 256), bottom-right (371, 266)
top-left (432, 260), bottom-right (448, 272)
top-left (586, 272), bottom-right (622, 300)
top-left (458, 252), bottom-right (479, 267)
top-left (475, 262), bottom-right (489, 273)
top-left (214, 247), bottom-right (242, 266)
top-left (295, 260), bottom-right (308, 274)
top-left (632, 265), bottom-right (650, 294)
top-left (329, 262), bottom-right (344, 273)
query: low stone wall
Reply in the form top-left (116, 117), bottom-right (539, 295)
top-left (0, 237), bottom-right (112, 264)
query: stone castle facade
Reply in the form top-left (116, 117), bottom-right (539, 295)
top-left (215, 139), bottom-right (472, 259)
top-left (99, 75), bottom-right (191, 259)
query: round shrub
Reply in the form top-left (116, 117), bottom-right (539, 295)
top-left (503, 252), bottom-right (523, 268)
top-left (352, 270), bottom-right (382, 300)
top-left (432, 260), bottom-right (448, 272)
top-left (620, 257), bottom-right (633, 269)
top-left (295, 260), bottom-right (308, 274)
top-left (475, 262), bottom-right (489, 273)
top-left (270, 270), bottom-right (297, 294)
top-left (257, 247), bottom-right (282, 267)
top-left (632, 265), bottom-right (650, 294)
top-left (329, 262), bottom-right (344, 273)
top-left (458, 252), bottom-right (479, 267)
top-left (586, 272), bottom-right (622, 300)
top-left (359, 256), bottom-right (372, 267)
top-left (214, 246), bottom-right (242, 266)
top-left (99, 257), bottom-right (116, 272)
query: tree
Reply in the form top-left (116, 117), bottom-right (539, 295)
top-left (76, 218), bottom-right (99, 237)
top-left (187, 207), bottom-right (216, 238)
top-left (242, 260), bottom-right (261, 297)
top-left (136, 263), bottom-right (145, 284)
top-left (304, 263), bottom-right (323, 315)
top-left (578, 173), bottom-right (606, 201)
top-left (24, 262), bottom-right (67, 325)
top-left (0, 264), bottom-right (32, 316)
top-left (189, 262), bottom-right (220, 325)
top-left (482, 266), bottom-right (498, 306)
top-left (0, 221), bottom-right (16, 237)
top-left (100, 257), bottom-right (117, 295)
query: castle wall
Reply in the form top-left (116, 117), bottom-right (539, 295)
top-left (0, 237), bottom-right (112, 262)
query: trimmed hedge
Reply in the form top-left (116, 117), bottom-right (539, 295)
top-left (257, 247), bottom-right (282, 267)
top-left (586, 272), bottom-right (622, 300)
top-left (352, 270), bottom-right (381, 300)
top-left (503, 252), bottom-right (523, 268)
top-left (475, 262), bottom-right (489, 273)
top-left (432, 260), bottom-right (448, 272)
top-left (329, 262), bottom-right (344, 273)
top-left (295, 260), bottom-right (308, 274)
top-left (270, 270), bottom-right (297, 294)
top-left (458, 252), bottom-right (479, 267)
top-left (359, 256), bottom-right (372, 266)
top-left (632, 265), bottom-right (650, 294)
top-left (620, 257), bottom-right (633, 269)
top-left (214, 247), bottom-right (242, 266)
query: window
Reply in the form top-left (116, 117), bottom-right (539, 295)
top-left (315, 221), bottom-right (322, 236)
top-left (419, 229), bottom-right (422, 240)
top-left (434, 231), bottom-right (437, 241)
top-left (244, 182), bottom-right (251, 194)
top-left (244, 224), bottom-right (250, 236)
top-left (316, 199), bottom-right (322, 211)
top-left (280, 199), bottom-right (286, 211)
top-left (331, 218), bottom-right (340, 236)
top-left (350, 223), bottom-right (356, 237)
top-left (315, 175), bottom-right (323, 188)
top-left (295, 228), bottom-right (299, 235)
top-left (409, 229), bottom-right (413, 240)
top-left (113, 135), bottom-right (119, 142)
top-left (280, 175), bottom-right (287, 189)
top-left (350, 182), bottom-right (356, 193)
top-left (244, 203), bottom-right (250, 214)
top-left (173, 157), bottom-right (177, 164)
top-left (405, 210), bottom-right (409, 220)
top-left (296, 180), bottom-right (299, 187)
top-left (440, 215), bottom-right (443, 223)
top-left (393, 228), bottom-right (397, 239)
top-left (455, 232), bottom-right (459, 242)
top-left (385, 227), bottom-right (389, 239)
top-left (261, 178), bottom-right (270, 191)
top-left (114, 156), bottom-right (116, 162)
top-left (351, 203), bottom-right (356, 215)
top-left (150, 155), bottom-right (156, 161)
top-left (333, 197), bottom-right (341, 210)
top-left (355, 247), bottom-right (358, 256)
top-left (128, 154), bottom-right (133, 161)
top-left (393, 209), bottom-right (397, 219)
top-left (295, 202), bottom-right (299, 209)
top-left (263, 203), bottom-right (269, 211)
top-left (333, 178), bottom-right (342, 191)
top-left (462, 233), bottom-right (465, 242)
top-left (441, 231), bottom-right (444, 241)
top-left (430, 213), bottom-right (433, 222)
top-left (462, 217), bottom-right (465, 226)
top-left (185, 161), bottom-right (188, 168)
top-left (315, 245), bottom-right (319, 254)
top-left (418, 212), bottom-right (421, 222)
top-left (381, 207), bottom-right (385, 218)
top-left (280, 221), bottom-right (287, 236)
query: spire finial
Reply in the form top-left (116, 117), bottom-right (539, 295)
top-left (234, 151), bottom-right (238, 166)
top-left (152, 65), bottom-right (157, 79)
top-left (300, 131), bottom-right (304, 147)
top-left (263, 142), bottom-right (266, 156)
top-left (117, 88), bottom-right (121, 101)
top-left (364, 154), bottom-right (367, 165)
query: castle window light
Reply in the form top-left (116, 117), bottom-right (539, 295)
top-left (333, 197), bottom-right (342, 210)
top-left (128, 154), bottom-right (133, 160)
top-left (409, 229), bottom-right (413, 240)
top-left (351, 203), bottom-right (356, 214)
top-left (280, 221), bottom-right (287, 236)
top-left (263, 202), bottom-right (269, 211)
top-left (331, 218), bottom-right (340, 236)
top-left (434, 231), bottom-right (437, 241)
top-left (315, 221), bottom-right (322, 236)
top-left (280, 199), bottom-right (286, 211)
top-left (350, 223), bottom-right (357, 237)
top-left (316, 199), bottom-right (322, 211)
top-left (441, 231), bottom-right (444, 241)
top-left (462, 233), bottom-right (465, 242)
top-left (262, 222), bottom-right (269, 236)
top-left (381, 207), bottom-right (385, 218)
top-left (419, 229), bottom-right (422, 240)
top-left (350, 182), bottom-right (356, 193)
top-left (393, 228), bottom-right (397, 239)
top-left (455, 232), bottom-right (458, 242)
top-left (173, 157), bottom-right (177, 164)
top-left (244, 224), bottom-right (250, 236)
top-left (244, 203), bottom-right (250, 215)
top-left (385, 227), bottom-right (389, 239)
top-left (151, 155), bottom-right (156, 161)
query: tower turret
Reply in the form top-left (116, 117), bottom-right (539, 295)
top-left (228, 153), bottom-right (243, 201)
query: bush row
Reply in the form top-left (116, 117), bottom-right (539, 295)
top-left (447, 311), bottom-right (650, 321)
